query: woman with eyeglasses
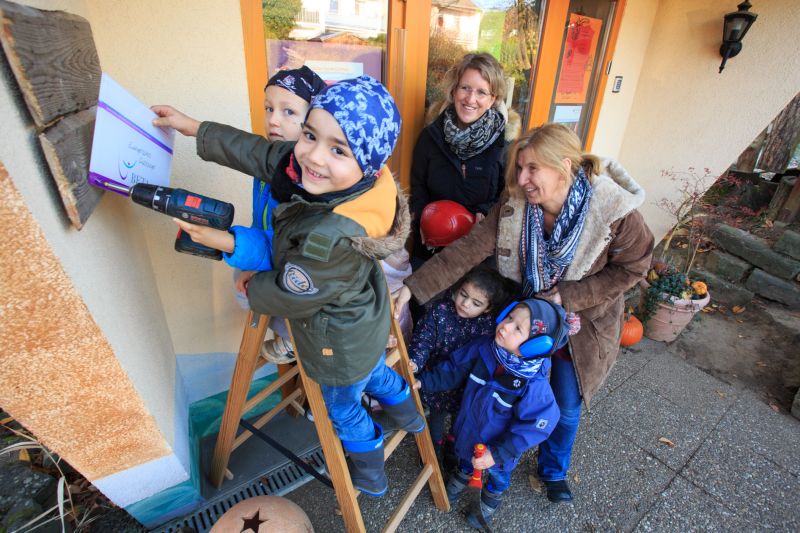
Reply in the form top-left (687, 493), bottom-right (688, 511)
top-left (410, 53), bottom-right (521, 269)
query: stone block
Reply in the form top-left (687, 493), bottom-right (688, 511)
top-left (712, 224), bottom-right (800, 280)
top-left (690, 269), bottom-right (753, 307)
top-left (775, 230), bottom-right (800, 261)
top-left (703, 250), bottom-right (752, 283)
top-left (793, 388), bottom-right (800, 420)
top-left (745, 269), bottom-right (800, 308)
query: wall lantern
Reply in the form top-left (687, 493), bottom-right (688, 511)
top-left (719, 1), bottom-right (758, 73)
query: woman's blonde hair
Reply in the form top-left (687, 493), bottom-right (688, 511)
top-left (441, 52), bottom-right (507, 107)
top-left (504, 123), bottom-right (601, 199)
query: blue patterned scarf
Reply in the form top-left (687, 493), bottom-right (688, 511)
top-left (520, 168), bottom-right (593, 296)
top-left (492, 341), bottom-right (544, 379)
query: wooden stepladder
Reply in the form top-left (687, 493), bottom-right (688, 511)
top-left (209, 307), bottom-right (450, 532)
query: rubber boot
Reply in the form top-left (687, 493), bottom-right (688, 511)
top-left (445, 468), bottom-right (470, 504)
top-left (466, 487), bottom-right (503, 530)
top-left (342, 424), bottom-right (388, 497)
top-left (371, 383), bottom-right (426, 433)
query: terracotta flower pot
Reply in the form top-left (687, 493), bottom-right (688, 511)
top-left (640, 283), bottom-right (710, 342)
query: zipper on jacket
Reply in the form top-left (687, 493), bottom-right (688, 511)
top-left (461, 161), bottom-right (466, 179)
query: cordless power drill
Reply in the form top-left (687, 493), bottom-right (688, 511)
top-left (125, 183), bottom-right (235, 260)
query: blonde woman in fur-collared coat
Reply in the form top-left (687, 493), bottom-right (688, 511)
top-left (397, 123), bottom-right (654, 504)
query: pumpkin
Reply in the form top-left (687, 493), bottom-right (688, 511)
top-left (692, 281), bottom-right (708, 296)
top-left (620, 312), bottom-right (644, 347)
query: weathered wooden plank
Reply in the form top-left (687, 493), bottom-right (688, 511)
top-left (767, 176), bottom-right (797, 222)
top-left (0, 0), bottom-right (100, 130)
top-left (38, 107), bottom-right (102, 229)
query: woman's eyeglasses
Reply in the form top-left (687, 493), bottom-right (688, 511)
top-left (457, 85), bottom-right (492, 100)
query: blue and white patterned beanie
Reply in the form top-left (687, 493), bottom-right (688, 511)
top-left (309, 76), bottom-right (401, 178)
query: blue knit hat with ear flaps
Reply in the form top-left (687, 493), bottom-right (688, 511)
top-left (309, 76), bottom-right (401, 178)
top-left (519, 298), bottom-right (570, 351)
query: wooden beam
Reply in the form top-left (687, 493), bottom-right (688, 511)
top-left (0, 0), bottom-right (100, 130)
top-left (38, 107), bottom-right (103, 230)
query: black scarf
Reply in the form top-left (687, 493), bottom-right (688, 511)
top-left (442, 105), bottom-right (505, 160)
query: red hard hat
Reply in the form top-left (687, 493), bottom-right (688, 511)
top-left (420, 200), bottom-right (476, 247)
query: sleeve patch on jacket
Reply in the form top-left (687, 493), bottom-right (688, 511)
top-left (535, 419), bottom-right (549, 429)
top-left (282, 262), bottom-right (319, 295)
top-left (302, 232), bottom-right (334, 262)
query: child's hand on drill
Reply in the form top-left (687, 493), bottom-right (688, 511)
top-left (151, 105), bottom-right (201, 137)
top-left (472, 447), bottom-right (495, 470)
top-left (173, 218), bottom-right (235, 253)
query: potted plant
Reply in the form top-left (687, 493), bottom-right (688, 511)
top-left (638, 262), bottom-right (710, 342)
top-left (636, 167), bottom-right (714, 342)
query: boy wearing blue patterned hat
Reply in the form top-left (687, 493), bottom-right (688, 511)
top-left (153, 76), bottom-right (418, 496)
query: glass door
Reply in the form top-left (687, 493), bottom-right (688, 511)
top-left (544, 0), bottom-right (618, 145)
top-left (262, 0), bottom-right (389, 85)
top-left (425, 0), bottom-right (545, 120)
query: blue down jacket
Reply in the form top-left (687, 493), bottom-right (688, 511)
top-left (419, 335), bottom-right (560, 472)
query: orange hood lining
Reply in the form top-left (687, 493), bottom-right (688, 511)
top-left (332, 167), bottom-right (396, 238)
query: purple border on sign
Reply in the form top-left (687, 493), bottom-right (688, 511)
top-left (97, 100), bottom-right (173, 155)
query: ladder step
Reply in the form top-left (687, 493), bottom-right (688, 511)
top-left (382, 464), bottom-right (434, 533)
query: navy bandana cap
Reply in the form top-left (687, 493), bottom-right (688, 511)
top-left (309, 75), bottom-right (401, 178)
top-left (266, 65), bottom-right (327, 104)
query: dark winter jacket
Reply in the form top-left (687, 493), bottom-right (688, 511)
top-left (420, 335), bottom-right (559, 472)
top-left (409, 297), bottom-right (494, 414)
top-left (406, 160), bottom-right (655, 406)
top-left (410, 110), bottom-right (517, 264)
top-left (196, 121), bottom-right (411, 386)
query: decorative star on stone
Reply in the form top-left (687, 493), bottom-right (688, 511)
top-left (240, 509), bottom-right (267, 532)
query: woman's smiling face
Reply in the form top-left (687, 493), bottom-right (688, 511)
top-left (453, 68), bottom-right (497, 127)
top-left (516, 147), bottom-right (571, 210)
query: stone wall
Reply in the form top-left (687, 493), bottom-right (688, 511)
top-left (694, 225), bottom-right (800, 309)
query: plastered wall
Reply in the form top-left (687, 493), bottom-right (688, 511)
top-left (612, 0), bottom-right (800, 240)
top-left (83, 0), bottom-right (252, 355)
top-left (590, 0), bottom-right (658, 160)
top-left (2, 0), bottom-right (254, 479)
top-left (0, 0), bottom-right (177, 466)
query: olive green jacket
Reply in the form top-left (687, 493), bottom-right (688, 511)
top-left (197, 122), bottom-right (411, 386)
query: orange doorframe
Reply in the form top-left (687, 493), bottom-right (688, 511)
top-left (240, 0), bottom-right (268, 137)
top-left (527, 0), bottom-right (570, 129)
top-left (387, 0), bottom-right (431, 191)
top-left (526, 0), bottom-right (627, 149)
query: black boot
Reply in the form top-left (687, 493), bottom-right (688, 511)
top-left (371, 384), bottom-right (425, 433)
top-left (542, 479), bottom-right (573, 503)
top-left (342, 426), bottom-right (387, 497)
top-left (466, 487), bottom-right (503, 530)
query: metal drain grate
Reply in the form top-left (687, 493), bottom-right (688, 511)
top-left (151, 448), bottom-right (326, 533)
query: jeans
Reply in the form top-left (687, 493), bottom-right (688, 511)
top-left (458, 459), bottom-right (510, 494)
top-left (320, 354), bottom-right (406, 443)
top-left (538, 356), bottom-right (582, 481)
top-left (428, 408), bottom-right (448, 444)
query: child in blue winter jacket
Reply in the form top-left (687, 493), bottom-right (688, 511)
top-left (414, 298), bottom-right (569, 528)
top-left (232, 66), bottom-right (327, 363)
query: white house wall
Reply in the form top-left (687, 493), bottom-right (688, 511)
top-left (612, 0), bottom-right (800, 240)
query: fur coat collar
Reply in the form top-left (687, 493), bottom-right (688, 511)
top-left (497, 159), bottom-right (646, 282)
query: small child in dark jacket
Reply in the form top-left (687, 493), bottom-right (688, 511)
top-left (414, 298), bottom-right (569, 528)
top-left (407, 266), bottom-right (512, 467)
